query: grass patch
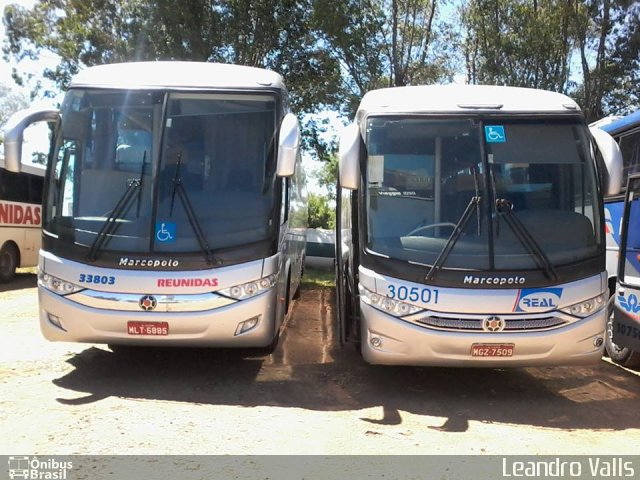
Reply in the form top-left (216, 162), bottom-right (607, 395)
top-left (302, 267), bottom-right (335, 288)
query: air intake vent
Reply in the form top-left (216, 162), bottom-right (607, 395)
top-left (415, 315), bottom-right (567, 332)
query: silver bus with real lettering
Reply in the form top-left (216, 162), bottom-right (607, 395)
top-left (336, 85), bottom-right (622, 366)
top-left (4, 62), bottom-right (307, 351)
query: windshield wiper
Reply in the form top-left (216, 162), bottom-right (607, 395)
top-left (425, 196), bottom-right (481, 281)
top-left (495, 199), bottom-right (558, 281)
top-left (87, 151), bottom-right (147, 261)
top-left (168, 153), bottom-right (215, 266)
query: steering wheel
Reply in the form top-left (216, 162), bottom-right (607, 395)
top-left (406, 222), bottom-right (458, 236)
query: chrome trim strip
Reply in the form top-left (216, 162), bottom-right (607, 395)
top-left (404, 310), bottom-right (576, 333)
top-left (66, 289), bottom-right (238, 312)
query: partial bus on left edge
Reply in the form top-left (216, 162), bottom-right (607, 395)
top-left (0, 160), bottom-right (44, 281)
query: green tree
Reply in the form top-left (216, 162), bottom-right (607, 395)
top-left (308, 193), bottom-right (335, 229)
top-left (313, 154), bottom-right (339, 200)
top-left (313, 0), bottom-right (457, 117)
top-left (462, 0), bottom-right (576, 92)
top-left (605, 2), bottom-right (640, 114)
top-left (0, 83), bottom-right (29, 146)
top-left (461, 0), bottom-right (640, 121)
top-left (2, 0), bottom-right (342, 116)
top-left (573, 0), bottom-right (640, 120)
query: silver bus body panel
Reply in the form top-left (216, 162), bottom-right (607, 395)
top-left (40, 249), bottom-right (278, 294)
top-left (358, 267), bottom-right (607, 366)
top-left (38, 250), bottom-right (283, 346)
top-left (39, 286), bottom-right (277, 347)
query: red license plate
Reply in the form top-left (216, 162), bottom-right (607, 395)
top-left (127, 321), bottom-right (169, 336)
top-left (470, 343), bottom-right (514, 357)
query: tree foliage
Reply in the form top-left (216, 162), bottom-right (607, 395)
top-left (308, 193), bottom-right (335, 229)
top-left (2, 0), bottom-right (640, 154)
top-left (2, 0), bottom-right (341, 116)
top-left (0, 83), bottom-right (29, 145)
top-left (313, 0), bottom-right (458, 117)
top-left (462, 0), bottom-right (576, 92)
top-left (573, 0), bottom-right (640, 120)
top-left (462, 0), bottom-right (640, 121)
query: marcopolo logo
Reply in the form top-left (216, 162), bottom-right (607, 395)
top-left (7, 456), bottom-right (73, 479)
top-left (463, 275), bottom-right (526, 286)
top-left (118, 257), bottom-right (180, 268)
top-left (513, 287), bottom-right (563, 313)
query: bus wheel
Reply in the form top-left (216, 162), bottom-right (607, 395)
top-left (605, 308), bottom-right (640, 368)
top-left (0, 243), bottom-right (19, 283)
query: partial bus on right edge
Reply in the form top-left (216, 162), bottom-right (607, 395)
top-left (597, 110), bottom-right (640, 367)
top-left (336, 85), bottom-right (623, 367)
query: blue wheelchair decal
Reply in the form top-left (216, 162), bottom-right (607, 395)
top-left (485, 125), bottom-right (506, 143)
top-left (155, 222), bottom-right (176, 243)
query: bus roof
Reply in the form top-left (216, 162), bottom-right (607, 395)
top-left (355, 85), bottom-right (581, 120)
top-left (598, 110), bottom-right (640, 135)
top-left (70, 61), bottom-right (286, 91)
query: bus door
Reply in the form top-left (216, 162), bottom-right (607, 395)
top-left (613, 173), bottom-right (640, 352)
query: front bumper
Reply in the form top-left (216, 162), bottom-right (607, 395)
top-left (360, 302), bottom-right (606, 367)
top-left (38, 286), bottom-right (278, 348)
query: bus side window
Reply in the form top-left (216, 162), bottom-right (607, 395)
top-left (29, 175), bottom-right (44, 205)
top-left (1, 171), bottom-right (29, 203)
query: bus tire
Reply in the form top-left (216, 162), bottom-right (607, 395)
top-left (0, 243), bottom-right (19, 283)
top-left (605, 307), bottom-right (640, 368)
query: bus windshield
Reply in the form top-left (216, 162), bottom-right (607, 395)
top-left (365, 117), bottom-right (602, 272)
top-left (45, 89), bottom-right (277, 258)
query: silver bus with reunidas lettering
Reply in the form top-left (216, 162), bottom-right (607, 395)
top-left (4, 62), bottom-right (307, 351)
top-left (336, 85), bottom-right (622, 366)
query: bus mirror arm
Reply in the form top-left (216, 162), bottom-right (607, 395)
top-left (276, 113), bottom-right (299, 177)
top-left (339, 123), bottom-right (361, 190)
top-left (2, 107), bottom-right (60, 173)
top-left (589, 127), bottom-right (623, 196)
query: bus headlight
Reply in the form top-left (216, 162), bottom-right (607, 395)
top-left (38, 272), bottom-right (83, 295)
top-left (560, 292), bottom-right (608, 318)
top-left (359, 285), bottom-right (424, 317)
top-left (220, 274), bottom-right (277, 300)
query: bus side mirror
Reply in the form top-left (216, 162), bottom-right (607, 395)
top-left (3, 107), bottom-right (60, 173)
top-left (276, 113), bottom-right (300, 177)
top-left (339, 123), bottom-right (361, 190)
top-left (590, 127), bottom-right (623, 196)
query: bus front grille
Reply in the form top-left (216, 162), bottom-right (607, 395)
top-left (414, 315), bottom-right (567, 332)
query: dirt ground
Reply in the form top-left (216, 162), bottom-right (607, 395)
top-left (1, 270), bottom-right (639, 455)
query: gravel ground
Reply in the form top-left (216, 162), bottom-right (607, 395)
top-left (1, 271), bottom-right (639, 456)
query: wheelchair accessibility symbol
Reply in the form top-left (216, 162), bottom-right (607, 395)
top-left (485, 125), bottom-right (506, 143)
top-left (156, 222), bottom-right (176, 243)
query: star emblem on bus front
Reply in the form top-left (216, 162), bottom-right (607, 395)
top-left (139, 295), bottom-right (157, 311)
top-left (482, 316), bottom-right (505, 332)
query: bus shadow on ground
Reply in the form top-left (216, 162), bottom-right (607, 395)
top-left (51, 287), bottom-right (640, 433)
top-left (0, 271), bottom-right (37, 293)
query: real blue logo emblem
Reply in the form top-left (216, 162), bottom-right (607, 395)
top-left (485, 125), bottom-right (506, 143)
top-left (514, 287), bottom-right (563, 312)
top-left (155, 222), bottom-right (176, 243)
